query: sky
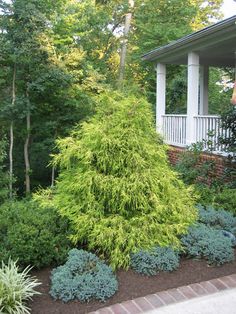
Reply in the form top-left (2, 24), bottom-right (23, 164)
top-left (222, 0), bottom-right (236, 18)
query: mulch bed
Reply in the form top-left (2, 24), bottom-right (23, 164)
top-left (30, 251), bottom-right (236, 314)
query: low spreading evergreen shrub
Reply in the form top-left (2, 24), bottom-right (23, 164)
top-left (131, 247), bottom-right (179, 276)
top-left (50, 249), bottom-right (118, 302)
top-left (0, 259), bottom-right (40, 314)
top-left (52, 92), bottom-right (196, 269)
top-left (213, 188), bottom-right (236, 215)
top-left (181, 224), bottom-right (234, 265)
top-left (197, 204), bottom-right (236, 233)
top-left (196, 185), bottom-right (236, 215)
top-left (0, 200), bottom-right (72, 268)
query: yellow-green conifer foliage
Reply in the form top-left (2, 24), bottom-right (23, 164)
top-left (53, 92), bottom-right (197, 269)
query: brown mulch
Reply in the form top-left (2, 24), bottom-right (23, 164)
top-left (30, 252), bottom-right (236, 314)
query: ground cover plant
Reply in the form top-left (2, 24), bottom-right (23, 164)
top-left (30, 255), bottom-right (236, 314)
top-left (131, 247), bottom-right (179, 276)
top-left (50, 249), bottom-right (118, 302)
top-left (197, 204), bottom-right (236, 234)
top-left (130, 205), bottom-right (235, 277)
top-left (52, 92), bottom-right (197, 269)
top-left (181, 224), bottom-right (234, 265)
top-left (180, 205), bottom-right (236, 266)
top-left (0, 259), bottom-right (40, 314)
top-left (0, 200), bottom-right (72, 268)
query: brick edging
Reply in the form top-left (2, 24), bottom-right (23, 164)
top-left (89, 274), bottom-right (236, 314)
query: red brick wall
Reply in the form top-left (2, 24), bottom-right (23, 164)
top-left (167, 145), bottom-right (228, 182)
top-left (167, 146), bottom-right (185, 166)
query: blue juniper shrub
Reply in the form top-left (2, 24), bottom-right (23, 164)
top-left (197, 204), bottom-right (236, 233)
top-left (181, 224), bottom-right (234, 266)
top-left (131, 247), bottom-right (179, 276)
top-left (50, 249), bottom-right (118, 303)
top-left (222, 230), bottom-right (236, 246)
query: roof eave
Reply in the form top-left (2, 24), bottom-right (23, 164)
top-left (142, 15), bottom-right (236, 62)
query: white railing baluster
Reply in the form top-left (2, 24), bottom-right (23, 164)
top-left (161, 114), bottom-right (229, 152)
top-left (193, 115), bottom-right (230, 152)
top-left (161, 114), bottom-right (187, 147)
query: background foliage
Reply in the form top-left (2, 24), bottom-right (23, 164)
top-left (0, 0), bottom-right (225, 195)
top-left (0, 200), bottom-right (72, 268)
top-left (0, 136), bottom-right (9, 203)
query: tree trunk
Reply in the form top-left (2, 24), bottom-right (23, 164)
top-left (24, 89), bottom-right (31, 195)
top-left (51, 165), bottom-right (55, 188)
top-left (9, 64), bottom-right (16, 199)
top-left (51, 130), bottom-right (58, 188)
top-left (9, 121), bottom-right (14, 198)
top-left (118, 0), bottom-right (134, 88)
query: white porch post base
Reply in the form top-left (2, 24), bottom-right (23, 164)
top-left (156, 63), bottom-right (166, 133)
top-left (186, 52), bottom-right (199, 146)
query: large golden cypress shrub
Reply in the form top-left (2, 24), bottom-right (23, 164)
top-left (53, 92), bottom-right (197, 269)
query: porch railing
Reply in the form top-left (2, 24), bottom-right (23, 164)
top-left (162, 114), bottom-right (228, 152)
top-left (162, 114), bottom-right (187, 146)
top-left (194, 115), bottom-right (221, 151)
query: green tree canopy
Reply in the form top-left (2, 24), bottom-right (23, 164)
top-left (0, 0), bottom-right (225, 195)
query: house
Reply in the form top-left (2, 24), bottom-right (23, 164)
top-left (142, 15), bottom-right (236, 153)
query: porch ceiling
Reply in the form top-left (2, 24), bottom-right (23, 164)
top-left (142, 15), bottom-right (236, 67)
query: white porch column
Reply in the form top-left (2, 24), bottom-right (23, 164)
top-left (186, 52), bottom-right (199, 146)
top-left (156, 63), bottom-right (166, 133)
top-left (199, 66), bottom-right (209, 115)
